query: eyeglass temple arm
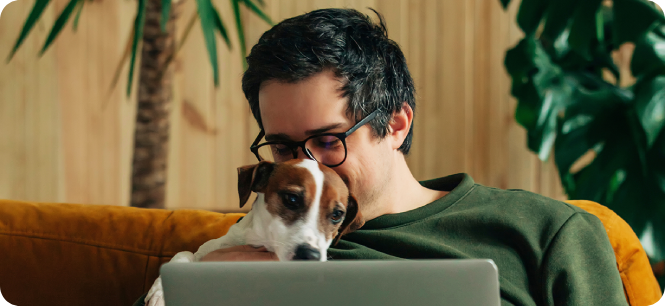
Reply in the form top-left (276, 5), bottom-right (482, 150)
top-left (344, 109), bottom-right (380, 136)
top-left (251, 130), bottom-right (266, 148)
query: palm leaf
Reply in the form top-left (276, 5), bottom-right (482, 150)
top-left (40, 0), bottom-right (80, 56)
top-left (6, 0), bottom-right (51, 62)
top-left (108, 27), bottom-right (134, 99)
top-left (161, 0), bottom-right (171, 33)
top-left (231, 0), bottom-right (247, 69)
top-left (242, 0), bottom-right (273, 26)
top-left (72, 0), bottom-right (84, 32)
top-left (127, 0), bottom-right (147, 97)
top-left (196, 0), bottom-right (220, 86)
top-left (212, 5), bottom-right (232, 48)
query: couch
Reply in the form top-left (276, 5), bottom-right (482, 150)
top-left (0, 198), bottom-right (661, 306)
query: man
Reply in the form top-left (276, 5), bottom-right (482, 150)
top-left (135, 8), bottom-right (627, 306)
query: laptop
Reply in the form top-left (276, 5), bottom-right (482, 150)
top-left (160, 259), bottom-right (501, 306)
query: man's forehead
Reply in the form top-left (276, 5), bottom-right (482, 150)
top-left (257, 71), bottom-right (352, 139)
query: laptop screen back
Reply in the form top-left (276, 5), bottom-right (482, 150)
top-left (160, 259), bottom-right (500, 306)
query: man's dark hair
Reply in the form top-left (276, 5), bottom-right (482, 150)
top-left (242, 8), bottom-right (416, 154)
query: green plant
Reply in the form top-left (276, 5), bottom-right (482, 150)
top-left (499, 0), bottom-right (665, 260)
top-left (6, 0), bottom-right (272, 96)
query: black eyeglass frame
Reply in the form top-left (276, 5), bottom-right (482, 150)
top-left (250, 109), bottom-right (381, 167)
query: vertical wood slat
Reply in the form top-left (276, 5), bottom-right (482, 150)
top-left (0, 0), bottom-right (567, 211)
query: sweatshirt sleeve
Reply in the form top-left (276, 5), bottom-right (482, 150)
top-left (541, 212), bottom-right (628, 306)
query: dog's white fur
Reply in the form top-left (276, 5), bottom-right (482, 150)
top-left (145, 159), bottom-right (332, 306)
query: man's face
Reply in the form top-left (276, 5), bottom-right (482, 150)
top-left (258, 70), bottom-right (391, 210)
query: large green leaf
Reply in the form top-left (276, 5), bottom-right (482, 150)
top-left (634, 76), bottom-right (665, 148)
top-left (648, 208), bottom-right (665, 261)
top-left (517, 0), bottom-right (549, 36)
top-left (555, 116), bottom-right (594, 194)
top-left (540, 0), bottom-right (577, 43)
top-left (555, 88), bottom-right (625, 185)
top-left (506, 37), bottom-right (571, 161)
top-left (211, 5), bottom-right (232, 48)
top-left (506, 39), bottom-right (540, 129)
top-left (39, 0), bottom-right (80, 56)
top-left (568, 0), bottom-right (603, 59)
top-left (72, 0), bottom-right (84, 32)
top-left (605, 163), bottom-right (650, 236)
top-left (242, 0), bottom-right (273, 26)
top-left (650, 126), bottom-right (665, 195)
top-left (631, 27), bottom-right (665, 78)
top-left (613, 0), bottom-right (665, 46)
top-left (572, 115), bottom-right (634, 202)
top-left (505, 38), bottom-right (537, 81)
top-left (161, 0), bottom-right (172, 33)
top-left (196, 0), bottom-right (220, 86)
top-left (127, 0), bottom-right (147, 97)
top-left (231, 0), bottom-right (247, 69)
top-left (6, 0), bottom-right (51, 62)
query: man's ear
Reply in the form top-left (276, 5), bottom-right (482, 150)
top-left (237, 161), bottom-right (274, 208)
top-left (333, 195), bottom-right (364, 246)
top-left (388, 102), bottom-right (413, 150)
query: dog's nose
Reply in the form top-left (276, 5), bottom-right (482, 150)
top-left (293, 244), bottom-right (321, 260)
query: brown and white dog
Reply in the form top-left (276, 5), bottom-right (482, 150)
top-left (145, 159), bottom-right (364, 306)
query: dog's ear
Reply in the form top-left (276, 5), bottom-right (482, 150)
top-left (333, 194), bottom-right (364, 246)
top-left (237, 161), bottom-right (274, 208)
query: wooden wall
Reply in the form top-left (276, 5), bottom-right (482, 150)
top-left (0, 0), bottom-right (565, 211)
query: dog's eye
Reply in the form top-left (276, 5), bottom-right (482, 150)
top-left (281, 193), bottom-right (302, 210)
top-left (331, 209), bottom-right (345, 224)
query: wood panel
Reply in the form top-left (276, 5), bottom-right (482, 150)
top-left (0, 0), bottom-right (566, 212)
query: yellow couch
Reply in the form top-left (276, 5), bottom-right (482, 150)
top-left (0, 199), bottom-right (661, 306)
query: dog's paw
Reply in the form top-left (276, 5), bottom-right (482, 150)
top-left (145, 276), bottom-right (165, 306)
top-left (171, 251), bottom-right (195, 263)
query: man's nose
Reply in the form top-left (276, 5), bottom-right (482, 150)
top-left (293, 244), bottom-right (321, 260)
top-left (294, 147), bottom-right (314, 161)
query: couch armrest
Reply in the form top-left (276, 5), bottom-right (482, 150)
top-left (0, 199), bottom-right (244, 306)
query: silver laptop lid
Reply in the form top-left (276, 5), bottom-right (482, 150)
top-left (160, 259), bottom-right (500, 306)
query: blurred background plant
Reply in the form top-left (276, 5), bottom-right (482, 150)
top-left (6, 0), bottom-right (273, 209)
top-left (499, 0), bottom-right (665, 286)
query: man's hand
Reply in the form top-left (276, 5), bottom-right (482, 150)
top-left (200, 245), bottom-right (278, 261)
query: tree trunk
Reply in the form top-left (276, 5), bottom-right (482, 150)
top-left (130, 0), bottom-right (179, 208)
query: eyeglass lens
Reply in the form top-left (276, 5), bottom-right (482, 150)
top-left (256, 134), bottom-right (346, 166)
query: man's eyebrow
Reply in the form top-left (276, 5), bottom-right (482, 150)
top-left (265, 123), bottom-right (345, 142)
top-left (265, 133), bottom-right (292, 142)
top-left (304, 123), bottom-right (344, 136)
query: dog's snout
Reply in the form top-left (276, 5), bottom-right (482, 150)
top-left (293, 244), bottom-right (321, 260)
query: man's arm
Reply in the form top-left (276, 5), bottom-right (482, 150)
top-left (541, 212), bottom-right (628, 305)
top-left (199, 245), bottom-right (278, 261)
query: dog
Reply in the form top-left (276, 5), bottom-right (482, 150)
top-left (145, 159), bottom-right (364, 306)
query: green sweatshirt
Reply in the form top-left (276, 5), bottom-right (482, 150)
top-left (328, 173), bottom-right (628, 306)
top-left (134, 173), bottom-right (628, 306)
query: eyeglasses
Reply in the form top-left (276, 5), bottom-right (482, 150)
top-left (250, 109), bottom-right (381, 167)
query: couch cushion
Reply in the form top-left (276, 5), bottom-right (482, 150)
top-left (0, 199), bottom-right (243, 306)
